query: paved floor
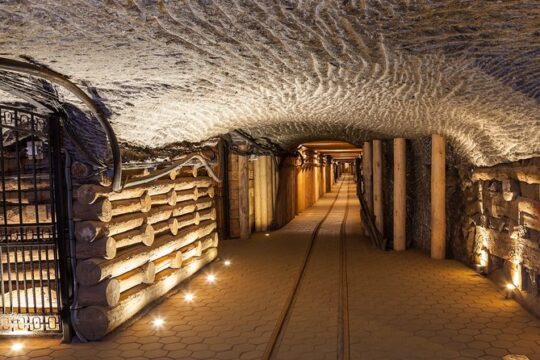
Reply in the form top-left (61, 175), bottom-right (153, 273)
top-left (1, 178), bottom-right (540, 359)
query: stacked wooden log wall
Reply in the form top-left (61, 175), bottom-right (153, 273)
top-left (72, 165), bottom-right (218, 340)
top-left (465, 158), bottom-right (540, 316)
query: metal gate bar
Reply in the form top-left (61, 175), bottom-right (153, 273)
top-left (0, 105), bottom-right (67, 335)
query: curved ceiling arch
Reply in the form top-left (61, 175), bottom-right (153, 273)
top-left (0, 1), bottom-right (538, 165)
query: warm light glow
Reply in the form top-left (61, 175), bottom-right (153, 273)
top-left (506, 283), bottom-right (516, 291)
top-left (152, 317), bottom-right (165, 328)
top-left (224, 260), bottom-right (231, 266)
top-left (11, 342), bottom-right (24, 352)
top-left (479, 249), bottom-right (489, 268)
top-left (206, 274), bottom-right (216, 283)
top-left (265, 233), bottom-right (270, 237)
top-left (184, 292), bottom-right (195, 302)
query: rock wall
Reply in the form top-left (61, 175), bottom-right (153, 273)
top-left (464, 158), bottom-right (540, 316)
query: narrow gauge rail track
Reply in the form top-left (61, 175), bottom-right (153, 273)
top-left (263, 177), bottom-right (352, 360)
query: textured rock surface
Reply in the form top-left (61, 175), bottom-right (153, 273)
top-left (0, 1), bottom-right (539, 165)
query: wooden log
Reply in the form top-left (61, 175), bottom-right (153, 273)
top-left (1, 248), bottom-right (56, 264)
top-left (195, 197), bottom-right (213, 211)
top-left (76, 236), bottom-right (117, 259)
top-left (238, 150), bottom-right (250, 240)
top-left (180, 241), bottom-right (203, 261)
top-left (198, 186), bottom-right (214, 199)
top-left (176, 188), bottom-right (198, 202)
top-left (254, 157), bottom-right (264, 232)
top-left (1, 287), bottom-right (58, 309)
top-left (1, 265), bottom-right (56, 281)
top-left (0, 177), bottom-right (49, 191)
top-left (74, 248), bottom-right (217, 340)
top-left (75, 177), bottom-right (213, 205)
top-left (154, 251), bottom-right (183, 273)
top-left (472, 165), bottom-right (540, 185)
top-left (78, 278), bottom-right (120, 307)
top-left (0, 189), bottom-right (51, 204)
top-left (198, 208), bottom-right (216, 222)
top-left (153, 217), bottom-right (179, 236)
top-left (200, 232), bottom-right (219, 250)
top-left (117, 262), bottom-right (155, 293)
top-left (173, 177), bottom-right (212, 191)
top-left (144, 205), bottom-right (174, 225)
top-left (75, 197), bottom-right (208, 241)
top-left (431, 134), bottom-right (446, 260)
top-left (76, 221), bottom-right (216, 285)
top-left (73, 198), bottom-right (112, 222)
top-left (111, 191), bottom-right (152, 216)
top-left (75, 221), bottom-right (109, 243)
top-left (114, 224), bottom-right (155, 248)
top-left (372, 140), bottom-right (384, 235)
top-left (393, 138), bottom-right (406, 251)
top-left (362, 141), bottom-right (373, 212)
top-left (0, 203), bottom-right (53, 224)
top-left (177, 212), bottom-right (199, 229)
top-left (152, 189), bottom-right (177, 206)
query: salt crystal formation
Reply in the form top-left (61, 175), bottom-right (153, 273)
top-left (0, 1), bottom-right (538, 165)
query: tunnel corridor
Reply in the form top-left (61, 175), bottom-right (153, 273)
top-left (0, 176), bottom-right (539, 359)
top-left (0, 1), bottom-right (539, 359)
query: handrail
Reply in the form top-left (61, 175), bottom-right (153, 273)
top-left (123, 153), bottom-right (220, 188)
top-left (0, 57), bottom-right (122, 191)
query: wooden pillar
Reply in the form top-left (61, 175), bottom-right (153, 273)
top-left (431, 134), bottom-right (446, 259)
top-left (362, 142), bottom-right (373, 212)
top-left (373, 140), bottom-right (383, 235)
top-left (254, 157), bottom-right (263, 232)
top-left (265, 156), bottom-right (273, 229)
top-left (274, 156), bottom-right (296, 228)
top-left (313, 165), bottom-right (319, 202)
top-left (393, 138), bottom-right (406, 251)
top-left (296, 166), bottom-right (304, 214)
top-left (238, 146), bottom-right (250, 240)
top-left (325, 160), bottom-right (332, 193)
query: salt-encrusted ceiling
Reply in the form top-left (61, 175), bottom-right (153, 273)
top-left (0, 1), bottom-right (539, 165)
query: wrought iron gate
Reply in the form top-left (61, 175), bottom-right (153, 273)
top-left (0, 105), bottom-right (70, 335)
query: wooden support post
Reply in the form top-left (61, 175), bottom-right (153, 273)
top-left (325, 160), bottom-right (331, 193)
top-left (238, 146), bottom-right (250, 240)
top-left (261, 156), bottom-right (269, 231)
top-left (373, 140), bottom-right (383, 235)
top-left (296, 167), bottom-right (304, 214)
top-left (362, 141), bottom-right (373, 212)
top-left (431, 134), bottom-right (446, 259)
top-left (265, 156), bottom-right (273, 228)
top-left (393, 138), bottom-right (406, 251)
top-left (274, 156), bottom-right (296, 228)
top-left (254, 157), bottom-right (263, 232)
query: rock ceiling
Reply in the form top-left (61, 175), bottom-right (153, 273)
top-left (0, 0), bottom-right (539, 165)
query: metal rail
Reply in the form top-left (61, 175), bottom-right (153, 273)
top-left (0, 58), bottom-right (122, 191)
top-left (338, 180), bottom-right (351, 360)
top-left (262, 179), bottom-right (350, 360)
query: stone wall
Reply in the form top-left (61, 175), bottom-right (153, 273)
top-left (465, 157), bottom-right (540, 316)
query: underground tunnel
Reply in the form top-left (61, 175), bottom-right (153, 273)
top-left (0, 1), bottom-right (539, 359)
